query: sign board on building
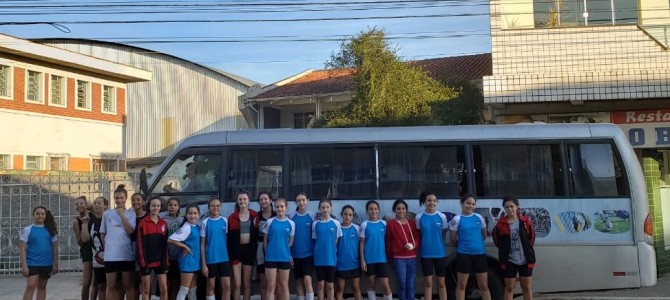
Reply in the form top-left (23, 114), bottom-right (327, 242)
top-left (611, 109), bottom-right (670, 149)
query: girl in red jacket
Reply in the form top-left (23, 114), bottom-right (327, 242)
top-left (385, 199), bottom-right (420, 300)
top-left (228, 191), bottom-right (259, 300)
top-left (492, 196), bottom-right (536, 300)
top-left (136, 196), bottom-right (169, 300)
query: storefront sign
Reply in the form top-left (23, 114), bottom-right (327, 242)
top-left (612, 110), bottom-right (670, 148)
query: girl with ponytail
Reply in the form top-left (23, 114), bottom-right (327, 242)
top-left (19, 206), bottom-right (59, 300)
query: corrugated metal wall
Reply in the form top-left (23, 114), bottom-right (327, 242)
top-left (42, 41), bottom-right (250, 159)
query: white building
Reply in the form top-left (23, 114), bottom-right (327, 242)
top-left (38, 39), bottom-right (258, 169)
top-left (0, 34), bottom-right (151, 171)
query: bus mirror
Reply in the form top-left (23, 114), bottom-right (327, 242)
top-left (139, 168), bottom-right (149, 196)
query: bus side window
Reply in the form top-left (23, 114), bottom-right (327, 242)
top-left (379, 145), bottom-right (466, 198)
top-left (474, 144), bottom-right (564, 198)
top-left (290, 147), bottom-right (375, 200)
top-left (568, 143), bottom-right (629, 197)
top-left (228, 149), bottom-right (283, 201)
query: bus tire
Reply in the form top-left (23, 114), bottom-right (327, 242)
top-left (446, 265), bottom-right (504, 300)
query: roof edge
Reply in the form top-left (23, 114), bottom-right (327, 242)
top-left (31, 37), bottom-right (258, 86)
top-left (2, 34), bottom-right (151, 82)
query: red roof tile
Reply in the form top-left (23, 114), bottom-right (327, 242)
top-left (251, 53), bottom-right (491, 100)
top-left (411, 53), bottom-right (492, 83)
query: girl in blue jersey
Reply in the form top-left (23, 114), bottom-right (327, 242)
top-left (161, 197), bottom-right (183, 300)
top-left (312, 199), bottom-right (342, 300)
top-left (19, 206), bottom-right (59, 300)
top-left (416, 191), bottom-right (449, 300)
top-left (263, 197), bottom-right (295, 300)
top-left (257, 192), bottom-right (277, 300)
top-left (290, 192), bottom-right (316, 300)
top-left (168, 204), bottom-right (201, 300)
top-left (449, 195), bottom-right (491, 300)
top-left (200, 198), bottom-right (231, 300)
top-left (335, 205), bottom-right (361, 300)
top-left (359, 200), bottom-right (392, 300)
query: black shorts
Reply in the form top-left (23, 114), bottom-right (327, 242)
top-left (335, 268), bottom-right (361, 280)
top-left (364, 263), bottom-right (389, 278)
top-left (503, 263), bottom-right (533, 278)
top-left (456, 254), bottom-right (487, 274)
top-left (233, 243), bottom-right (255, 266)
top-left (93, 268), bottom-right (107, 284)
top-left (265, 261), bottom-right (291, 270)
top-left (80, 246), bottom-right (93, 263)
top-left (421, 257), bottom-right (448, 277)
top-left (315, 266), bottom-right (336, 283)
top-left (28, 266), bottom-right (52, 279)
top-left (104, 261), bottom-right (135, 273)
top-left (140, 265), bottom-right (167, 276)
top-left (168, 260), bottom-right (180, 280)
top-left (292, 256), bottom-right (315, 279)
top-left (257, 264), bottom-right (266, 274)
top-left (206, 262), bottom-right (232, 278)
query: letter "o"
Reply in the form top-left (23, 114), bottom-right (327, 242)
top-left (629, 128), bottom-right (645, 146)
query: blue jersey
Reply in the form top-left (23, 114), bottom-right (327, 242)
top-left (200, 216), bottom-right (229, 264)
top-left (312, 219), bottom-right (342, 267)
top-left (449, 213), bottom-right (486, 255)
top-left (263, 217), bottom-right (295, 263)
top-left (360, 220), bottom-right (387, 264)
top-left (169, 223), bottom-right (201, 272)
top-left (20, 225), bottom-right (58, 267)
top-left (290, 211), bottom-right (315, 258)
top-left (336, 224), bottom-right (360, 271)
top-left (416, 211), bottom-right (448, 258)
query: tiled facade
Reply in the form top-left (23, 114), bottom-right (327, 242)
top-left (643, 157), bottom-right (670, 275)
top-left (485, 0), bottom-right (670, 105)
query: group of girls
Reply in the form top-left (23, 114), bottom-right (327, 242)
top-left (66, 185), bottom-right (177, 300)
top-left (20, 185), bottom-right (534, 300)
top-left (257, 192), bottom-right (537, 300)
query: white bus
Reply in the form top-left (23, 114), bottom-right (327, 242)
top-left (140, 123), bottom-right (656, 298)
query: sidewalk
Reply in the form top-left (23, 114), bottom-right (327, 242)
top-left (2, 272), bottom-right (669, 300)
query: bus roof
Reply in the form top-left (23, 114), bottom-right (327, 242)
top-left (174, 123), bottom-right (625, 150)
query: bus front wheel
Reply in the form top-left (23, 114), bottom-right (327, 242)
top-left (447, 266), bottom-right (504, 300)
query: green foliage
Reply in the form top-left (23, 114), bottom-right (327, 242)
top-left (314, 28), bottom-right (459, 128)
top-left (432, 80), bottom-right (485, 125)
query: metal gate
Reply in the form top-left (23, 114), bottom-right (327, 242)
top-left (0, 171), bottom-right (140, 274)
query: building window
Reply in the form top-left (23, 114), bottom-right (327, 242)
top-left (26, 70), bottom-right (44, 103)
top-left (49, 75), bottom-right (66, 107)
top-left (76, 80), bottom-right (91, 110)
top-left (49, 157), bottom-right (67, 171)
top-left (92, 159), bottom-right (118, 172)
top-left (0, 154), bottom-right (10, 169)
top-left (533, 0), bottom-right (637, 28)
top-left (102, 85), bottom-right (116, 114)
top-left (25, 156), bottom-right (43, 170)
top-left (0, 65), bottom-right (11, 99)
top-left (294, 112), bottom-right (314, 129)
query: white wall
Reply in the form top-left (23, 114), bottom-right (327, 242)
top-left (0, 109), bottom-right (122, 157)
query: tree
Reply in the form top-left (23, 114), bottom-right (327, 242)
top-left (312, 28), bottom-right (458, 128)
top-left (432, 80), bottom-right (485, 125)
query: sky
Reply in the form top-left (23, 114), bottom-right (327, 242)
top-left (0, 0), bottom-right (492, 85)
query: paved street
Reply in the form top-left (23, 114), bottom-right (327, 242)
top-left (1, 272), bottom-right (669, 300)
